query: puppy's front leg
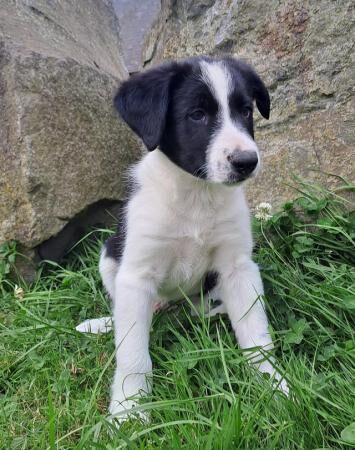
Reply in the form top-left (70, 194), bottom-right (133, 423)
top-left (109, 269), bottom-right (155, 421)
top-left (219, 257), bottom-right (288, 394)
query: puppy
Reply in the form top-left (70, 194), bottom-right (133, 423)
top-left (78, 56), bottom-right (288, 421)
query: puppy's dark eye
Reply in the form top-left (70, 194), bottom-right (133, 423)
top-left (242, 107), bottom-right (252, 119)
top-left (189, 110), bottom-right (206, 121)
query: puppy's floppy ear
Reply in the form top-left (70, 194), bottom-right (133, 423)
top-left (241, 63), bottom-right (270, 120)
top-left (228, 58), bottom-right (271, 119)
top-left (114, 62), bottom-right (178, 151)
top-left (246, 69), bottom-right (270, 120)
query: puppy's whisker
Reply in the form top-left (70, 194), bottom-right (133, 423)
top-left (193, 163), bottom-right (208, 178)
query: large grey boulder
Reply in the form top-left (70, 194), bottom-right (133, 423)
top-left (144, 0), bottom-right (355, 208)
top-left (113, 0), bottom-right (160, 73)
top-left (0, 0), bottom-right (140, 272)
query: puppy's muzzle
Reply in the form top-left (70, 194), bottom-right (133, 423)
top-left (228, 150), bottom-right (259, 181)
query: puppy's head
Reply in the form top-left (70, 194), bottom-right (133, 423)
top-left (115, 56), bottom-right (270, 185)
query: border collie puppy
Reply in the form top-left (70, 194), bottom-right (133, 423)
top-left (77, 56), bottom-right (288, 421)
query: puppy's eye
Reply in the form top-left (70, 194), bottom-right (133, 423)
top-left (189, 110), bottom-right (206, 121)
top-left (242, 107), bottom-right (252, 119)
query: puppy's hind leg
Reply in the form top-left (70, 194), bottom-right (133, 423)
top-left (191, 272), bottom-right (227, 317)
top-left (191, 285), bottom-right (227, 317)
top-left (76, 244), bottom-right (118, 334)
top-left (99, 244), bottom-right (119, 301)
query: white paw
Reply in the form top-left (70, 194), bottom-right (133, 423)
top-left (257, 360), bottom-right (289, 396)
top-left (108, 398), bottom-right (149, 427)
top-left (273, 374), bottom-right (289, 396)
top-left (207, 302), bottom-right (227, 317)
top-left (75, 316), bottom-right (113, 334)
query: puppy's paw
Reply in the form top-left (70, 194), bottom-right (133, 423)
top-left (75, 317), bottom-right (113, 334)
top-left (108, 399), bottom-right (149, 428)
top-left (273, 375), bottom-right (289, 396)
top-left (257, 360), bottom-right (289, 396)
top-left (191, 295), bottom-right (226, 318)
top-left (267, 371), bottom-right (289, 397)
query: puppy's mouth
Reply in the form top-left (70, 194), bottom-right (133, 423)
top-left (204, 170), bottom-right (257, 186)
top-left (224, 170), bottom-right (256, 185)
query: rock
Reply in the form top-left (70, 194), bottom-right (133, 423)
top-left (143, 0), bottom-right (355, 209)
top-left (113, 0), bottom-right (160, 73)
top-left (0, 0), bottom-right (141, 276)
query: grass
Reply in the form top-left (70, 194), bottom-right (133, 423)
top-left (0, 181), bottom-right (354, 449)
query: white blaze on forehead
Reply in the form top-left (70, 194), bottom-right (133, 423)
top-left (199, 59), bottom-right (260, 183)
top-left (200, 60), bottom-right (232, 118)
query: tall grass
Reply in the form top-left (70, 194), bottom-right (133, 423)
top-left (0, 181), bottom-right (354, 449)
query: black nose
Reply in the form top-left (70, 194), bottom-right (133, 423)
top-left (229, 151), bottom-right (258, 177)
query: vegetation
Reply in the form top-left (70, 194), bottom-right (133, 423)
top-left (1, 181), bottom-right (354, 449)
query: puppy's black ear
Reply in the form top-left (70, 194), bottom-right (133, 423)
top-left (228, 58), bottom-right (271, 119)
top-left (114, 62), bottom-right (177, 151)
top-left (241, 64), bottom-right (270, 120)
top-left (248, 71), bottom-right (270, 120)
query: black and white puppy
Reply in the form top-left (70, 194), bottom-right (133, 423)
top-left (77, 56), bottom-right (288, 421)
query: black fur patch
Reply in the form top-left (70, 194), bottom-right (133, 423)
top-left (226, 57), bottom-right (270, 121)
top-left (160, 60), bottom-right (219, 178)
top-left (104, 206), bottom-right (127, 262)
top-left (114, 62), bottom-right (179, 151)
top-left (203, 271), bottom-right (219, 294)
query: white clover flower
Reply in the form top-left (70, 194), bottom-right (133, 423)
top-left (255, 202), bottom-right (272, 221)
top-left (14, 284), bottom-right (24, 299)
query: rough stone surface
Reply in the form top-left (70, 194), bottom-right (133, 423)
top-left (113, 0), bottom-right (160, 73)
top-left (0, 1), bottom-right (141, 257)
top-left (144, 0), bottom-right (355, 209)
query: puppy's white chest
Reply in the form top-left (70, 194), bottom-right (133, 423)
top-left (159, 221), bottom-right (213, 298)
top-left (174, 228), bottom-right (211, 272)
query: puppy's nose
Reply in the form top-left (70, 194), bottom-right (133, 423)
top-left (229, 151), bottom-right (258, 177)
